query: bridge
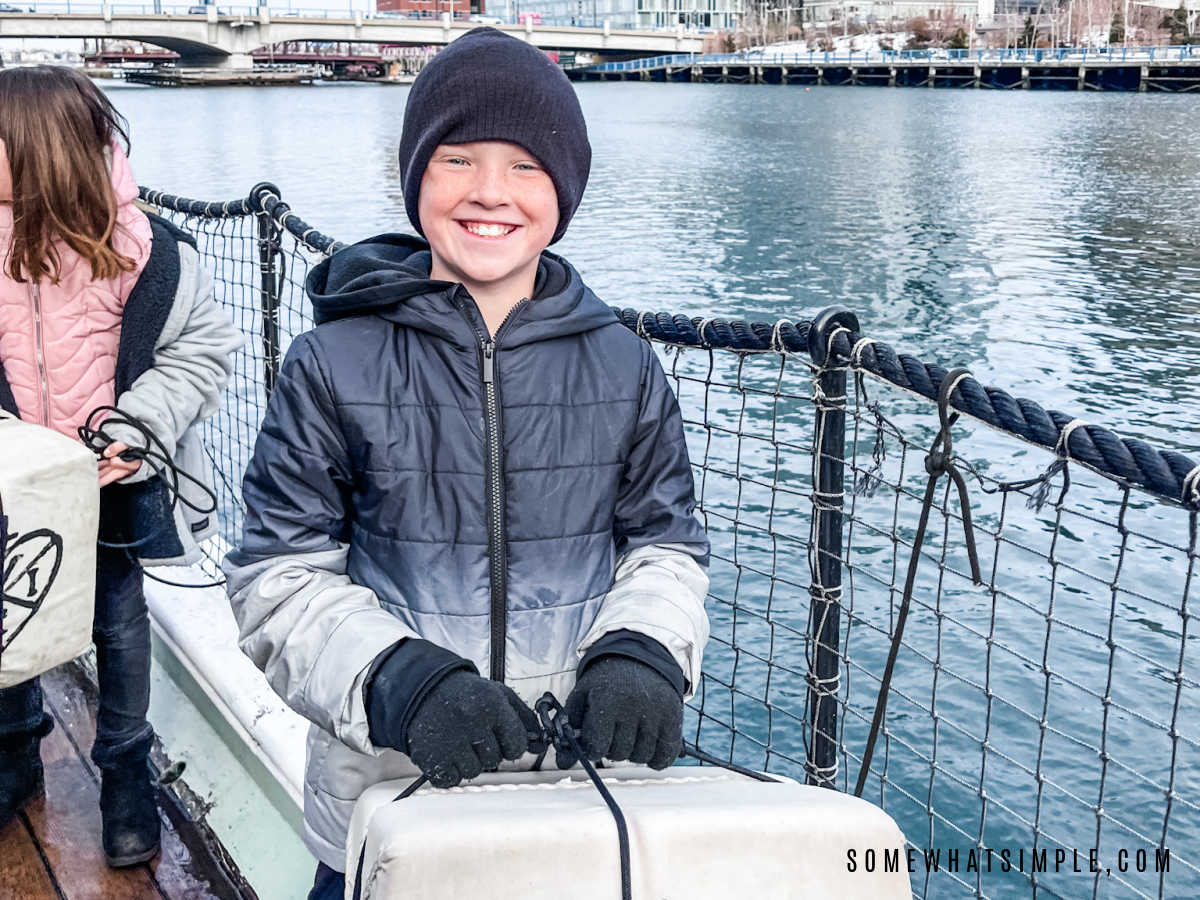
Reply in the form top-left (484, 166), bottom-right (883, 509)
top-left (0, 5), bottom-right (703, 68)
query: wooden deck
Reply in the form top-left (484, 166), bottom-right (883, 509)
top-left (0, 664), bottom-right (252, 900)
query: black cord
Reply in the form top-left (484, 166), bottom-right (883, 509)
top-left (78, 406), bottom-right (224, 588)
top-left (854, 369), bottom-right (983, 798)
top-left (140, 567), bottom-right (226, 590)
top-left (680, 743), bottom-right (780, 783)
top-left (536, 693), bottom-right (632, 900)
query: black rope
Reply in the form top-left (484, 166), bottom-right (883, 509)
top-left (854, 369), bottom-right (984, 798)
top-left (137, 187), bottom-right (253, 219)
top-left (77, 406), bottom-right (224, 588)
top-left (136, 182), bottom-right (1200, 510)
top-left (613, 308), bottom-right (811, 353)
top-left (138, 183), bottom-right (1200, 510)
top-left (536, 693), bottom-right (633, 900)
top-left (614, 303), bottom-right (1198, 511)
top-left (680, 743), bottom-right (780, 783)
top-left (138, 184), bottom-right (346, 257)
top-left (251, 187), bottom-right (346, 257)
top-left (813, 319), bottom-right (1199, 511)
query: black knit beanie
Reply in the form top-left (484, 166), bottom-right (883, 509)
top-left (398, 27), bottom-right (591, 246)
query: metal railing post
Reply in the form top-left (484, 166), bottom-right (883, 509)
top-left (250, 181), bottom-right (283, 398)
top-left (804, 306), bottom-right (859, 789)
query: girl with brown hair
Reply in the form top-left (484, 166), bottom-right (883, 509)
top-left (0, 66), bottom-right (241, 866)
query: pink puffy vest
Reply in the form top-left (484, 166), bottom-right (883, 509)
top-left (0, 141), bottom-right (151, 442)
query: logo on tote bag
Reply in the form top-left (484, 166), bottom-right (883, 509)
top-left (1, 527), bottom-right (64, 654)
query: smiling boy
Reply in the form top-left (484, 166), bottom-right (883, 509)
top-left (420, 141), bottom-right (557, 334)
top-left (224, 28), bottom-right (709, 899)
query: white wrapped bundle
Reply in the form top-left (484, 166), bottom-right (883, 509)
top-left (1, 412), bottom-right (98, 688)
top-left (347, 765), bottom-right (911, 900)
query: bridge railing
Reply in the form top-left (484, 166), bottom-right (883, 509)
top-left (138, 183), bottom-right (1200, 899)
top-left (14, 3), bottom-right (360, 16)
top-left (10, 1), bottom-right (689, 29)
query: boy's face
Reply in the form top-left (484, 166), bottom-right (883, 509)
top-left (419, 141), bottom-right (559, 302)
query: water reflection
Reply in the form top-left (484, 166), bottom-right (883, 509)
top-left (105, 79), bottom-right (1200, 898)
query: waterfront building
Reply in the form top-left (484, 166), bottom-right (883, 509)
top-left (497, 0), bottom-right (742, 30)
top-left (376, 0), bottom-right (488, 18)
top-left (792, 0), bottom-right (984, 26)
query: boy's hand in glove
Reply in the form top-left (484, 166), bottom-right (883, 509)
top-left (405, 671), bottom-right (537, 788)
top-left (365, 639), bottom-right (538, 788)
top-left (558, 655), bottom-right (683, 771)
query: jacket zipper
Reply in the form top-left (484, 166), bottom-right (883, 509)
top-left (454, 294), bottom-right (530, 682)
top-left (29, 282), bottom-right (50, 427)
top-left (480, 340), bottom-right (505, 681)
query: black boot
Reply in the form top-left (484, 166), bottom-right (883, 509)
top-left (0, 713), bottom-right (53, 829)
top-left (98, 737), bottom-right (160, 867)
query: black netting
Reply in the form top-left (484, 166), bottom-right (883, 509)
top-left (143, 190), bottom-right (320, 584)
top-left (141, 186), bottom-right (1199, 899)
top-left (832, 362), bottom-right (1197, 899)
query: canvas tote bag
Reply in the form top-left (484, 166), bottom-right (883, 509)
top-left (1, 410), bottom-right (98, 688)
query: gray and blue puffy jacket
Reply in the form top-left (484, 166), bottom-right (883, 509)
top-left (223, 234), bottom-right (710, 870)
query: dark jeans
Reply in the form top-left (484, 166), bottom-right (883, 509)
top-left (309, 862), bottom-right (346, 900)
top-left (0, 543), bottom-right (153, 766)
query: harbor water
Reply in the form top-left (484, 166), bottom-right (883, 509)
top-left (101, 80), bottom-right (1200, 898)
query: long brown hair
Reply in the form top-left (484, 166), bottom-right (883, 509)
top-left (0, 66), bottom-right (136, 284)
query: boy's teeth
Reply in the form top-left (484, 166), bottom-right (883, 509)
top-left (465, 222), bottom-right (513, 237)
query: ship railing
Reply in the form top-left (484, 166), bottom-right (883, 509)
top-left (140, 183), bottom-right (1199, 900)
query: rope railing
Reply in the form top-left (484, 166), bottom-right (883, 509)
top-left (615, 305), bottom-right (1198, 512)
top-left (139, 183), bottom-right (1199, 899)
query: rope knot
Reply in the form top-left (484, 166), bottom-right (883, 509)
top-left (1182, 464), bottom-right (1200, 510)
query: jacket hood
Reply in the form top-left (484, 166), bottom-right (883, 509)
top-left (305, 233), bottom-right (616, 348)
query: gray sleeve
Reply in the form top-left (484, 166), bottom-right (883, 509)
top-left (223, 333), bottom-right (416, 754)
top-left (577, 543), bottom-right (709, 701)
top-left (107, 244), bottom-right (243, 483)
top-left (223, 547), bottom-right (418, 755)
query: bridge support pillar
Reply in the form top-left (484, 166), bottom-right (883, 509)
top-left (849, 66), bottom-right (857, 85)
top-left (816, 66), bottom-right (824, 86)
top-left (973, 65), bottom-right (981, 88)
top-left (888, 66), bottom-right (896, 87)
top-left (1077, 65), bottom-right (1085, 90)
top-left (691, 66), bottom-right (701, 83)
top-left (1139, 65), bottom-right (1148, 92)
top-left (214, 52), bottom-right (255, 70)
top-left (639, 70), bottom-right (649, 81)
top-left (1021, 65), bottom-right (1030, 89)
top-left (927, 65), bottom-right (935, 87)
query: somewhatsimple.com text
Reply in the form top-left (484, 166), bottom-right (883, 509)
top-left (846, 847), bottom-right (1170, 876)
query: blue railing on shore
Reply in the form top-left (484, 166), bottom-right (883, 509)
top-left (588, 44), bottom-right (1200, 72)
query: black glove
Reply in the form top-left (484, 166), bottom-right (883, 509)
top-left (365, 639), bottom-right (538, 788)
top-left (558, 654), bottom-right (684, 771)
